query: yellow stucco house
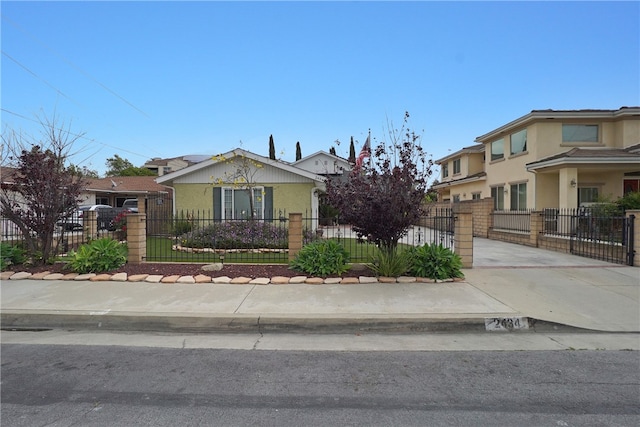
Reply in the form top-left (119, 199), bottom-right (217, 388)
top-left (434, 106), bottom-right (640, 210)
top-left (156, 148), bottom-right (327, 223)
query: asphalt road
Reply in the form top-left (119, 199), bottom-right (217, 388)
top-left (2, 343), bottom-right (638, 426)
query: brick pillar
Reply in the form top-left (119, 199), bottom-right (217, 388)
top-left (84, 210), bottom-right (98, 241)
top-left (530, 211), bottom-right (543, 247)
top-left (137, 195), bottom-right (146, 215)
top-left (288, 213), bottom-right (303, 262)
top-left (453, 204), bottom-right (473, 268)
top-left (126, 213), bottom-right (146, 265)
top-left (626, 210), bottom-right (639, 267)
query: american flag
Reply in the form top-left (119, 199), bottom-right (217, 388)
top-left (355, 135), bottom-right (370, 168)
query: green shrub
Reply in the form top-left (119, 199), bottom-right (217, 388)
top-left (367, 247), bottom-right (409, 277)
top-left (289, 239), bottom-right (350, 276)
top-left (616, 191), bottom-right (640, 211)
top-left (0, 243), bottom-right (26, 271)
top-left (67, 238), bottom-right (127, 274)
top-left (407, 243), bottom-right (463, 280)
top-left (172, 218), bottom-right (193, 235)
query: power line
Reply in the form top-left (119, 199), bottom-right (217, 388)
top-left (2, 14), bottom-right (150, 118)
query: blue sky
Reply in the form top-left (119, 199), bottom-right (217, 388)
top-left (2, 1), bottom-right (638, 178)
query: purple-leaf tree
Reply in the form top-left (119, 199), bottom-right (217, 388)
top-left (1, 115), bottom-right (88, 265)
top-left (325, 112), bottom-right (433, 253)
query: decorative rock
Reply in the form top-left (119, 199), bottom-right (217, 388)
top-left (229, 276), bottom-right (252, 284)
top-left (212, 276), bottom-right (231, 284)
top-left (250, 277), bottom-right (270, 285)
top-left (397, 276), bottom-right (417, 283)
top-left (61, 273), bottom-right (79, 280)
top-left (416, 277), bottom-right (435, 283)
top-left (359, 276), bottom-right (378, 284)
top-left (75, 273), bottom-right (96, 281)
top-left (30, 271), bottom-right (51, 280)
top-left (194, 274), bottom-right (212, 283)
top-left (270, 276), bottom-right (290, 284)
top-left (453, 277), bottom-right (466, 282)
top-left (378, 277), bottom-right (397, 283)
top-left (9, 272), bottom-right (32, 280)
top-left (0, 271), bottom-right (15, 280)
top-left (305, 277), bottom-right (324, 285)
top-left (177, 276), bottom-right (196, 283)
top-left (111, 272), bottom-right (128, 282)
top-left (145, 275), bottom-right (163, 283)
top-left (340, 277), bottom-right (359, 284)
top-left (324, 277), bottom-right (342, 284)
top-left (201, 263), bottom-right (224, 272)
top-left (43, 273), bottom-right (65, 280)
top-left (161, 275), bottom-right (180, 283)
top-left (128, 274), bottom-right (149, 282)
top-left (289, 276), bottom-right (307, 284)
top-left (90, 274), bottom-right (113, 281)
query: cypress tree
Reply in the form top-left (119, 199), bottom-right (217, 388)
top-left (269, 135), bottom-right (276, 160)
top-left (295, 141), bottom-right (302, 161)
top-left (348, 136), bottom-right (356, 163)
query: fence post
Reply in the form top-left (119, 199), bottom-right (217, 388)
top-left (126, 213), bottom-right (146, 265)
top-left (626, 210), bottom-right (639, 267)
top-left (530, 211), bottom-right (543, 247)
top-left (84, 210), bottom-right (98, 241)
top-left (288, 212), bottom-right (303, 262)
top-left (453, 204), bottom-right (473, 268)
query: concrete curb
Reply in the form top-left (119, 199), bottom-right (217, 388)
top-left (0, 311), bottom-right (597, 335)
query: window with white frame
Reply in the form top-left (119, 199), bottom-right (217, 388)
top-left (562, 124), bottom-right (599, 143)
top-left (510, 129), bottom-right (527, 155)
top-left (491, 139), bottom-right (504, 161)
top-left (472, 192), bottom-right (481, 200)
top-left (442, 163), bottom-right (449, 178)
top-left (453, 158), bottom-right (461, 174)
top-left (578, 187), bottom-right (599, 206)
top-left (222, 187), bottom-right (264, 220)
top-left (491, 186), bottom-right (504, 210)
top-left (452, 194), bottom-right (460, 203)
top-left (510, 183), bottom-right (527, 210)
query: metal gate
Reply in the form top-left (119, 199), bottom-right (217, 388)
top-left (570, 210), bottom-right (634, 266)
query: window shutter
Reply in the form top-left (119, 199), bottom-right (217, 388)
top-left (213, 187), bottom-right (221, 220)
top-left (264, 187), bottom-right (273, 221)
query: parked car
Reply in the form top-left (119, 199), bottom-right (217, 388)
top-left (122, 199), bottom-right (139, 213)
top-left (57, 204), bottom-right (113, 231)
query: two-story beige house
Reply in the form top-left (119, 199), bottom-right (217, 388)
top-left (434, 106), bottom-right (640, 210)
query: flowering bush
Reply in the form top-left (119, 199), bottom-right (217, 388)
top-left (180, 220), bottom-right (289, 249)
top-left (111, 211), bottom-right (129, 238)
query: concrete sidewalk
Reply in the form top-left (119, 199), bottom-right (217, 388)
top-left (1, 239), bottom-right (638, 334)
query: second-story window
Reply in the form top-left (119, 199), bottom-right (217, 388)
top-left (453, 159), bottom-right (461, 174)
top-left (442, 163), bottom-right (449, 178)
top-left (510, 129), bottom-right (527, 155)
top-left (491, 139), bottom-right (504, 161)
top-left (562, 124), bottom-right (599, 143)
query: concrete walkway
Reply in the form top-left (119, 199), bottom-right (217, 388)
top-left (1, 239), bottom-right (638, 334)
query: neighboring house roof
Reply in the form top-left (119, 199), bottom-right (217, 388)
top-left (432, 171), bottom-right (487, 189)
top-left (87, 176), bottom-right (171, 194)
top-left (475, 106), bottom-right (640, 143)
top-left (526, 144), bottom-right (640, 172)
top-left (144, 155), bottom-right (202, 167)
top-left (0, 166), bottom-right (18, 184)
top-left (156, 148), bottom-right (327, 185)
top-left (435, 144), bottom-right (484, 164)
top-left (292, 150), bottom-right (352, 175)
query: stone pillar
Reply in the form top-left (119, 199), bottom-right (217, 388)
top-left (126, 213), bottom-right (146, 265)
top-left (137, 195), bottom-right (146, 215)
top-left (626, 210), bottom-right (639, 267)
top-left (530, 211), bottom-right (543, 247)
top-left (84, 210), bottom-right (98, 241)
top-left (288, 212), bottom-right (303, 262)
top-left (453, 204), bottom-right (473, 268)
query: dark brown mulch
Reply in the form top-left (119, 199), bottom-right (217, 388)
top-left (10, 262), bottom-right (369, 279)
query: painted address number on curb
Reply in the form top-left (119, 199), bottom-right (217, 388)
top-left (485, 317), bottom-right (530, 331)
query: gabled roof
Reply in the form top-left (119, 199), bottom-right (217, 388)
top-left (293, 150), bottom-right (351, 165)
top-left (435, 144), bottom-right (484, 164)
top-left (476, 106), bottom-right (640, 143)
top-left (431, 171), bottom-right (487, 189)
top-left (0, 166), bottom-right (19, 184)
top-left (526, 144), bottom-right (640, 172)
top-left (87, 176), bottom-right (171, 194)
top-left (156, 148), bottom-right (327, 184)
